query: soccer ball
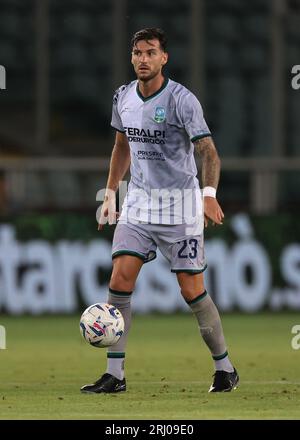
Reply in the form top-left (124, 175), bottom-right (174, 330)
top-left (79, 303), bottom-right (124, 348)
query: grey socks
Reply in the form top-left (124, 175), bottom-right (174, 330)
top-left (187, 291), bottom-right (234, 372)
top-left (105, 288), bottom-right (234, 379)
top-left (105, 288), bottom-right (132, 380)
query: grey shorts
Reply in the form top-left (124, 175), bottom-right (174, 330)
top-left (112, 221), bottom-right (207, 274)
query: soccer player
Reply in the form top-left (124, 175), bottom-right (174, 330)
top-left (81, 28), bottom-right (239, 394)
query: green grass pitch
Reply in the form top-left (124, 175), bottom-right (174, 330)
top-left (0, 313), bottom-right (299, 419)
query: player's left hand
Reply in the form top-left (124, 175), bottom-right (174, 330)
top-left (204, 197), bottom-right (224, 227)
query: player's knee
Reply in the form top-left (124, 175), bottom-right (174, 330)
top-left (109, 271), bottom-right (135, 292)
top-left (177, 272), bottom-right (205, 302)
top-left (180, 283), bottom-right (205, 302)
top-left (180, 287), bottom-right (200, 302)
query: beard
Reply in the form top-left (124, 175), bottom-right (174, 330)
top-left (136, 68), bottom-right (160, 82)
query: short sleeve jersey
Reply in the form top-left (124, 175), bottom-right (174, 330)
top-left (111, 78), bottom-right (211, 225)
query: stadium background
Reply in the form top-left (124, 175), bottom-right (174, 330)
top-left (0, 0), bottom-right (300, 420)
top-left (0, 0), bottom-right (299, 314)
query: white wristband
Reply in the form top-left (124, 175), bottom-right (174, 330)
top-left (203, 186), bottom-right (216, 198)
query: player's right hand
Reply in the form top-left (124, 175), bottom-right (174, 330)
top-left (98, 196), bottom-right (119, 231)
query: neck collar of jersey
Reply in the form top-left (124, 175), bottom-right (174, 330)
top-left (136, 77), bottom-right (169, 102)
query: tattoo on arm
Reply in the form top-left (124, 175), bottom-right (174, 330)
top-left (194, 136), bottom-right (221, 189)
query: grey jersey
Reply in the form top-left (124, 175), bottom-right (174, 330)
top-left (111, 78), bottom-right (211, 225)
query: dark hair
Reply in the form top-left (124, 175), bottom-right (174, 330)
top-left (131, 28), bottom-right (168, 52)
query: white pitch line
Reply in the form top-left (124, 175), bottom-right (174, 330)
top-left (129, 380), bottom-right (300, 385)
top-left (4, 380), bottom-right (300, 387)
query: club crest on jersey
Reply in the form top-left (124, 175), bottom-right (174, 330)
top-left (154, 107), bottom-right (166, 123)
